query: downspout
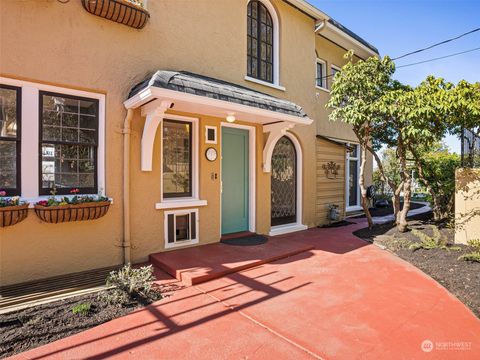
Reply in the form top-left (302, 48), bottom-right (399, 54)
top-left (314, 19), bottom-right (327, 34)
top-left (122, 108), bottom-right (134, 264)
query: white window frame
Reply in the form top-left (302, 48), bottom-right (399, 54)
top-left (205, 125), bottom-right (217, 144)
top-left (164, 208), bottom-right (199, 249)
top-left (0, 76), bottom-right (106, 202)
top-left (157, 114), bottom-right (204, 209)
top-left (346, 143), bottom-right (361, 211)
top-left (315, 58), bottom-right (329, 92)
top-left (330, 64), bottom-right (341, 89)
top-left (244, 0), bottom-right (284, 91)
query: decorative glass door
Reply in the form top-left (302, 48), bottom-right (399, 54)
top-left (271, 136), bottom-right (296, 226)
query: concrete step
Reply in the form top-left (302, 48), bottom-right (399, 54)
top-left (149, 237), bottom-right (315, 286)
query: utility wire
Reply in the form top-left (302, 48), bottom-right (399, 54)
top-left (392, 27), bottom-right (480, 60)
top-left (396, 46), bottom-right (480, 68)
top-left (315, 46), bottom-right (480, 80)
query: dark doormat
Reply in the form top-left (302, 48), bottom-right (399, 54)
top-left (221, 235), bottom-right (268, 246)
top-left (319, 220), bottom-right (355, 228)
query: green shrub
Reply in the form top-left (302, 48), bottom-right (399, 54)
top-left (104, 264), bottom-right (161, 305)
top-left (458, 252), bottom-right (480, 262)
top-left (409, 226), bottom-right (460, 251)
top-left (458, 239), bottom-right (480, 263)
top-left (72, 303), bottom-right (91, 315)
top-left (467, 239), bottom-right (480, 249)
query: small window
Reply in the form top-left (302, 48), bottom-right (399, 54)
top-left (347, 144), bottom-right (360, 208)
top-left (163, 119), bottom-right (192, 198)
top-left (247, 0), bottom-right (274, 83)
top-left (39, 91), bottom-right (99, 195)
top-left (316, 59), bottom-right (327, 89)
top-left (0, 85), bottom-right (21, 196)
top-left (205, 126), bottom-right (217, 144)
top-left (165, 209), bottom-right (199, 248)
top-left (330, 65), bottom-right (340, 88)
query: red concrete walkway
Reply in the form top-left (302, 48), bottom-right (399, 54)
top-left (9, 220), bottom-right (480, 359)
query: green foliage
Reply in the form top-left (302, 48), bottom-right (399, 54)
top-left (72, 303), bottom-right (91, 315)
top-left (104, 264), bottom-right (161, 305)
top-left (467, 239), bottom-right (480, 249)
top-left (409, 226), bottom-right (460, 251)
top-left (458, 239), bottom-right (480, 262)
top-left (419, 150), bottom-right (460, 211)
top-left (458, 252), bottom-right (480, 262)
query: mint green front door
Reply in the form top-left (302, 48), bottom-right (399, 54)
top-left (221, 127), bottom-right (249, 235)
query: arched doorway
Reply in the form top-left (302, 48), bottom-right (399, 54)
top-left (271, 136), bottom-right (297, 226)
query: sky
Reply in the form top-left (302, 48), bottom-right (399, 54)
top-left (309, 0), bottom-right (480, 153)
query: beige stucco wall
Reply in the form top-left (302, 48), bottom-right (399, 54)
top-left (455, 168), bottom-right (480, 244)
top-left (0, 0), bottom-right (373, 285)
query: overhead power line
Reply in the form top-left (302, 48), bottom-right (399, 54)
top-left (392, 27), bottom-right (480, 60)
top-left (314, 46), bottom-right (480, 80)
top-left (396, 46), bottom-right (480, 68)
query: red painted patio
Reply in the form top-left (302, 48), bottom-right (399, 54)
top-left (9, 220), bottom-right (480, 360)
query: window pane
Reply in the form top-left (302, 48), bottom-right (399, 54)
top-left (42, 94), bottom-right (97, 145)
top-left (0, 140), bottom-right (16, 189)
top-left (317, 62), bottom-right (324, 87)
top-left (41, 143), bottom-right (95, 191)
top-left (0, 88), bottom-right (18, 138)
top-left (350, 144), bottom-right (358, 158)
top-left (175, 214), bottom-right (190, 241)
top-left (349, 159), bottom-right (358, 206)
top-left (163, 120), bottom-right (192, 197)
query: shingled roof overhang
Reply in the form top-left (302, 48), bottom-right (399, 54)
top-left (124, 71), bottom-right (312, 126)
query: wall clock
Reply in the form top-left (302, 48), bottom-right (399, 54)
top-left (205, 147), bottom-right (217, 162)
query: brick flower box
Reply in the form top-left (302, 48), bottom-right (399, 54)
top-left (0, 204), bottom-right (29, 228)
top-left (81, 0), bottom-right (150, 29)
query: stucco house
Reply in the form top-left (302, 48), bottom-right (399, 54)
top-left (0, 0), bottom-right (377, 286)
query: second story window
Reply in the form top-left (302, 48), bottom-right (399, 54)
top-left (330, 65), bottom-right (340, 88)
top-left (316, 59), bottom-right (327, 89)
top-left (247, 0), bottom-right (274, 83)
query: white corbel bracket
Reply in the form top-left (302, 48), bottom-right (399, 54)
top-left (263, 122), bottom-right (295, 172)
top-left (140, 100), bottom-right (173, 171)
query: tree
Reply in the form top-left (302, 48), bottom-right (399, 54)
top-left (328, 51), bottom-right (395, 228)
top-left (376, 76), bottom-right (454, 231)
top-left (418, 149), bottom-right (460, 219)
top-left (448, 81), bottom-right (480, 167)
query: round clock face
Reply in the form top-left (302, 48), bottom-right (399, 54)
top-left (205, 147), bottom-right (217, 162)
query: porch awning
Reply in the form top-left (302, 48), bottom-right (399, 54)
top-left (124, 70), bottom-right (312, 172)
top-left (124, 70), bottom-right (312, 125)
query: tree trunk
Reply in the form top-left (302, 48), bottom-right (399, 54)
top-left (397, 138), bottom-right (411, 232)
top-left (393, 182), bottom-right (403, 224)
top-left (359, 142), bottom-right (373, 228)
top-left (366, 144), bottom-right (402, 223)
top-left (409, 145), bottom-right (442, 221)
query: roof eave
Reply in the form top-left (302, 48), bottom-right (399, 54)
top-left (124, 85), bottom-right (313, 126)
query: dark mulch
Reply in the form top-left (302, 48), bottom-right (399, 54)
top-left (319, 220), bottom-right (355, 228)
top-left (353, 212), bottom-right (480, 318)
top-left (354, 201), bottom-right (424, 218)
top-left (221, 234), bottom-right (268, 246)
top-left (0, 289), bottom-right (164, 359)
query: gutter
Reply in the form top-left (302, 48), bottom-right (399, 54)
top-left (122, 108), bottom-right (134, 264)
top-left (316, 134), bottom-right (353, 150)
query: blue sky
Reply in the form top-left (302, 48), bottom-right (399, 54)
top-left (310, 0), bottom-right (480, 153)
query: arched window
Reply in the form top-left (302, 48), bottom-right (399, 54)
top-left (247, 0), bottom-right (274, 83)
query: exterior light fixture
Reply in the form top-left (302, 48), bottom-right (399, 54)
top-left (226, 113), bottom-right (236, 123)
